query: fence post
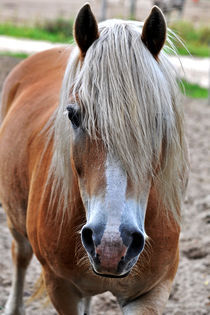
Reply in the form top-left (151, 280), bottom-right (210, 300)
top-left (100, 0), bottom-right (108, 21)
top-left (130, 0), bottom-right (137, 19)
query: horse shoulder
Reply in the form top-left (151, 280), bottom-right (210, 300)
top-left (0, 47), bottom-right (71, 236)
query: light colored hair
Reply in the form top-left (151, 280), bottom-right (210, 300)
top-left (48, 19), bottom-right (189, 224)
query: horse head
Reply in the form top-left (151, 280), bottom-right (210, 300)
top-left (65, 4), bottom-right (168, 278)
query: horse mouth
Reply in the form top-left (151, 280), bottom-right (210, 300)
top-left (92, 268), bottom-right (130, 279)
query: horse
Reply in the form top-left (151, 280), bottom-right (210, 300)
top-left (0, 4), bottom-right (188, 315)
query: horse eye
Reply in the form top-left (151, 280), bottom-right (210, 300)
top-left (66, 105), bottom-right (81, 129)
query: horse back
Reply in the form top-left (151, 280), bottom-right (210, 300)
top-left (1, 47), bottom-right (70, 122)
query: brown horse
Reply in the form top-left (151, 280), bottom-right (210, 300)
top-left (0, 4), bottom-right (188, 315)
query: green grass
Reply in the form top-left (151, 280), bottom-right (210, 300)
top-left (0, 21), bottom-right (73, 43)
top-left (180, 80), bottom-right (208, 98)
top-left (175, 45), bottom-right (209, 58)
top-left (170, 21), bottom-right (210, 57)
top-left (0, 51), bottom-right (29, 59)
top-left (0, 19), bottom-right (209, 57)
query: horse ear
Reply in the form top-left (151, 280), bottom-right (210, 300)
top-left (74, 3), bottom-right (99, 56)
top-left (141, 6), bottom-right (166, 58)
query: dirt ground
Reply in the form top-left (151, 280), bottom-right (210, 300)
top-left (0, 56), bottom-right (210, 314)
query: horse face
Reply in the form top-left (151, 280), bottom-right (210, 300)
top-left (68, 106), bottom-right (151, 278)
top-left (69, 2), bottom-right (166, 278)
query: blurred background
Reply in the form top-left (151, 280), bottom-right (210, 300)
top-left (0, 0), bottom-right (209, 59)
top-left (0, 1), bottom-right (209, 315)
top-left (0, 0), bottom-right (209, 24)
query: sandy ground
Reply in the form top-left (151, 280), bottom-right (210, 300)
top-left (0, 56), bottom-right (210, 314)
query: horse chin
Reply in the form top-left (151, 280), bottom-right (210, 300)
top-left (89, 253), bottom-right (138, 279)
top-left (92, 268), bottom-right (130, 279)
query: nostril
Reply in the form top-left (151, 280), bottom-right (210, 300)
top-left (81, 227), bottom-right (95, 255)
top-left (127, 231), bottom-right (145, 259)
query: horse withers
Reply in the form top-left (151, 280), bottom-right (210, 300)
top-left (0, 4), bottom-right (188, 315)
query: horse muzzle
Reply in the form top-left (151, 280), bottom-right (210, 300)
top-left (81, 225), bottom-right (145, 277)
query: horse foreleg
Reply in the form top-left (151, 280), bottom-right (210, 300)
top-left (83, 296), bottom-right (91, 315)
top-left (4, 224), bottom-right (33, 315)
top-left (43, 269), bottom-right (83, 315)
top-left (122, 279), bottom-right (173, 315)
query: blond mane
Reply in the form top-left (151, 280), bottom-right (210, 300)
top-left (48, 19), bottom-right (188, 224)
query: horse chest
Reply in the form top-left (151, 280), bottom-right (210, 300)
top-left (70, 266), bottom-right (164, 302)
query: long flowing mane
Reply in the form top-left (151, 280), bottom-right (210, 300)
top-left (48, 20), bottom-right (188, 224)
